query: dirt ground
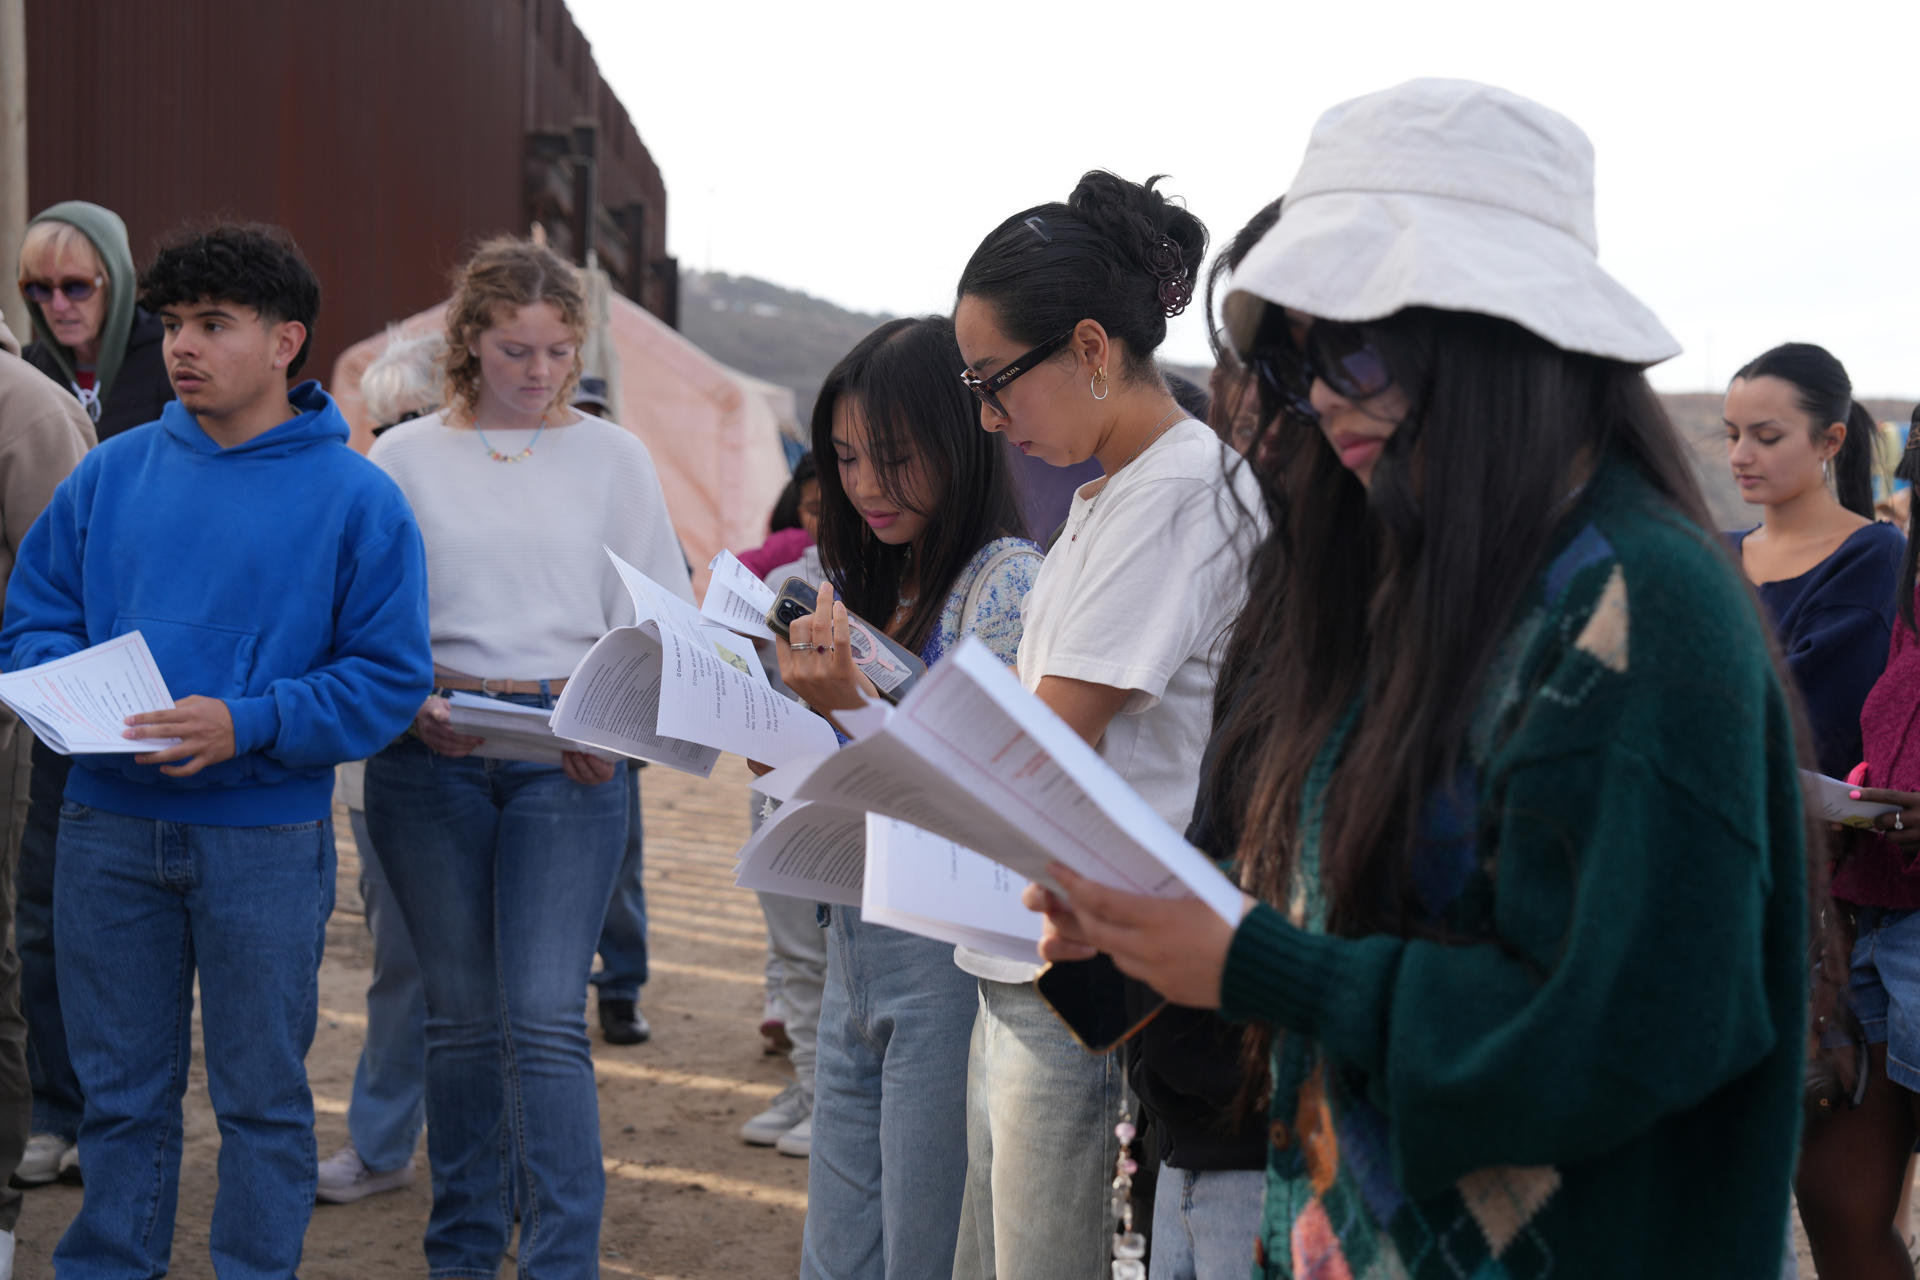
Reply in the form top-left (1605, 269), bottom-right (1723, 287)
top-left (12, 756), bottom-right (807, 1279)
top-left (0, 753), bottom-right (1870, 1277)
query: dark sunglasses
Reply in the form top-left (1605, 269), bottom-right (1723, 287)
top-left (19, 275), bottom-right (103, 305)
top-left (959, 329), bottom-right (1074, 417)
top-left (1251, 320), bottom-right (1391, 422)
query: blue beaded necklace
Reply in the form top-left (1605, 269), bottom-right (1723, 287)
top-left (474, 417), bottom-right (548, 463)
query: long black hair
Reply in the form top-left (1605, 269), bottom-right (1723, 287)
top-left (956, 171), bottom-right (1207, 382)
top-left (810, 317), bottom-right (1027, 654)
top-left (1897, 403), bottom-right (1920, 634)
top-left (1732, 342), bottom-right (1877, 518)
top-left (1210, 307), bottom-right (1827, 943)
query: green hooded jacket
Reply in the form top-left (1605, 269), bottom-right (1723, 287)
top-left (23, 201), bottom-right (138, 406)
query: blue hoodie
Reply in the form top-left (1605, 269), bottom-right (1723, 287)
top-left (0, 381), bottom-right (433, 826)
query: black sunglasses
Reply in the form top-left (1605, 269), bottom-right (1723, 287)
top-left (19, 275), bottom-right (104, 305)
top-left (959, 330), bottom-right (1074, 417)
top-left (1251, 319), bottom-right (1391, 422)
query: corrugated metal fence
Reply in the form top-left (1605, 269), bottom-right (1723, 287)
top-left (24, 0), bottom-right (670, 381)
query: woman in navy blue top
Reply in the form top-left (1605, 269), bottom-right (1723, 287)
top-left (1726, 343), bottom-right (1902, 779)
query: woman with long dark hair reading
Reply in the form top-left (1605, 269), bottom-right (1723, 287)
top-left (1725, 343), bottom-right (1902, 779)
top-left (1028, 79), bottom-right (1810, 1278)
top-left (772, 316), bottom-right (1041, 1279)
top-left (951, 172), bottom-right (1260, 1279)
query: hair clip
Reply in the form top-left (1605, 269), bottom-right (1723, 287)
top-left (1146, 236), bottom-right (1191, 316)
top-left (1024, 216), bottom-right (1053, 245)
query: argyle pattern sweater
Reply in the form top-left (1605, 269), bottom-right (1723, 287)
top-left (1219, 459), bottom-right (1808, 1279)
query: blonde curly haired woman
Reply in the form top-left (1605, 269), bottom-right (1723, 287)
top-left (365, 238), bottom-right (691, 1278)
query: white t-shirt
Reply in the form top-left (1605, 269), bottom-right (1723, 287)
top-left (369, 411), bottom-right (693, 679)
top-left (958, 417), bottom-right (1264, 983)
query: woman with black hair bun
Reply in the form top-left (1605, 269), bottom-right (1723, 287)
top-left (1725, 342), bottom-right (1903, 779)
top-left (953, 172), bottom-right (1262, 1278)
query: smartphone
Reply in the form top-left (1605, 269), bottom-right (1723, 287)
top-left (766, 577), bottom-right (927, 704)
top-left (1035, 954), bottom-right (1166, 1054)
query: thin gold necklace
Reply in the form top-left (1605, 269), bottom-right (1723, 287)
top-left (1072, 407), bottom-right (1186, 543)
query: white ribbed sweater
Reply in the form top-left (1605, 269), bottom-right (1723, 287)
top-left (369, 412), bottom-right (693, 679)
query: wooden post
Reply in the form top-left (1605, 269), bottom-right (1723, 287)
top-left (0, 0), bottom-right (29, 341)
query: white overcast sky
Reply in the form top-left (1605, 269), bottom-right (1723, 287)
top-left (571, 0), bottom-right (1919, 397)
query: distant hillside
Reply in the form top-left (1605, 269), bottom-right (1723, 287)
top-left (679, 272), bottom-right (898, 422)
top-left (678, 271), bottom-right (1914, 526)
top-left (679, 269), bottom-right (1212, 421)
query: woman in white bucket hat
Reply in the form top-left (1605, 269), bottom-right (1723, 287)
top-left (1025, 78), bottom-right (1814, 1278)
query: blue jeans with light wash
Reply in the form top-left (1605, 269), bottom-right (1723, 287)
top-left (1147, 1165), bottom-right (1265, 1280)
top-left (952, 978), bottom-right (1128, 1280)
top-left (345, 806), bottom-right (427, 1173)
top-left (366, 731), bottom-right (628, 1280)
top-left (590, 769), bottom-right (648, 1003)
top-left (800, 905), bottom-right (978, 1280)
top-left (51, 801), bottom-right (334, 1280)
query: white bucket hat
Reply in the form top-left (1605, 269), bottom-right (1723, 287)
top-left (1223, 78), bottom-right (1680, 367)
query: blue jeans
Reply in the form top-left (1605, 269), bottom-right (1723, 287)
top-left (52, 801), bottom-right (334, 1280)
top-left (590, 769), bottom-right (648, 1003)
top-left (346, 806), bottom-right (427, 1173)
top-left (366, 733), bottom-right (628, 1280)
top-left (1147, 1165), bottom-right (1265, 1280)
top-left (17, 740), bottom-right (81, 1140)
top-left (801, 906), bottom-right (978, 1280)
top-left (952, 978), bottom-right (1128, 1280)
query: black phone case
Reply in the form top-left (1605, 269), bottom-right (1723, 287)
top-left (1034, 954), bottom-right (1166, 1054)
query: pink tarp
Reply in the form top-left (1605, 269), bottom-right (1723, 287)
top-left (330, 294), bottom-right (791, 599)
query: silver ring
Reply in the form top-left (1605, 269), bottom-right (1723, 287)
top-left (1898, 813), bottom-right (1906, 832)
top-left (789, 642), bottom-right (815, 653)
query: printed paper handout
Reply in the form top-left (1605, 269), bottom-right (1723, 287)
top-left (701, 550), bottom-right (778, 641)
top-left (862, 815), bottom-right (1043, 963)
top-left (444, 692), bottom-right (619, 767)
top-left (754, 636), bottom-right (1245, 924)
top-left (549, 549), bottom-right (837, 776)
top-left (732, 800), bottom-right (865, 908)
top-left (1805, 769), bottom-right (1901, 829)
top-left (0, 631), bottom-right (183, 755)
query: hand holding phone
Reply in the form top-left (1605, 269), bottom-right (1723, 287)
top-left (767, 577), bottom-right (926, 707)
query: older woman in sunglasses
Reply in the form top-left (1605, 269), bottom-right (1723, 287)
top-left (951, 172), bottom-right (1263, 1280)
top-left (1025, 80), bottom-right (1812, 1279)
top-left (15, 202), bottom-right (172, 439)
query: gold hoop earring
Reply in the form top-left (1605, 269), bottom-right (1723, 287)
top-left (1091, 367), bottom-right (1110, 401)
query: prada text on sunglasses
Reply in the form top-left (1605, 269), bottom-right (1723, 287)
top-left (959, 330), bottom-right (1073, 417)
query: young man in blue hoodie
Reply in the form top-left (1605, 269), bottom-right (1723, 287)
top-left (0, 223), bottom-right (433, 1279)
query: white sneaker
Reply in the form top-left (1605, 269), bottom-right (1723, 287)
top-left (315, 1146), bottom-right (415, 1204)
top-left (55, 1142), bottom-right (80, 1185)
top-left (12, 1133), bottom-right (72, 1187)
top-left (740, 1081), bottom-right (810, 1146)
top-left (774, 1115), bottom-right (811, 1159)
top-left (0, 1226), bottom-right (14, 1280)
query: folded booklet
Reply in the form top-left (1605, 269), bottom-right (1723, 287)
top-left (444, 692), bottom-right (619, 767)
top-left (753, 636), bottom-right (1245, 924)
top-left (0, 631), bottom-right (183, 755)
top-left (549, 549), bottom-right (838, 777)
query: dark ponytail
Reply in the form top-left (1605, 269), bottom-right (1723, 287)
top-left (1732, 342), bottom-right (1876, 518)
top-left (1896, 403), bottom-right (1920, 634)
top-left (956, 171), bottom-right (1208, 381)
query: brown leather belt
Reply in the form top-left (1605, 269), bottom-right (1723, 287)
top-left (433, 671), bottom-right (569, 696)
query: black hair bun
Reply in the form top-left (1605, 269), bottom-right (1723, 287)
top-left (1068, 171), bottom-right (1208, 316)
